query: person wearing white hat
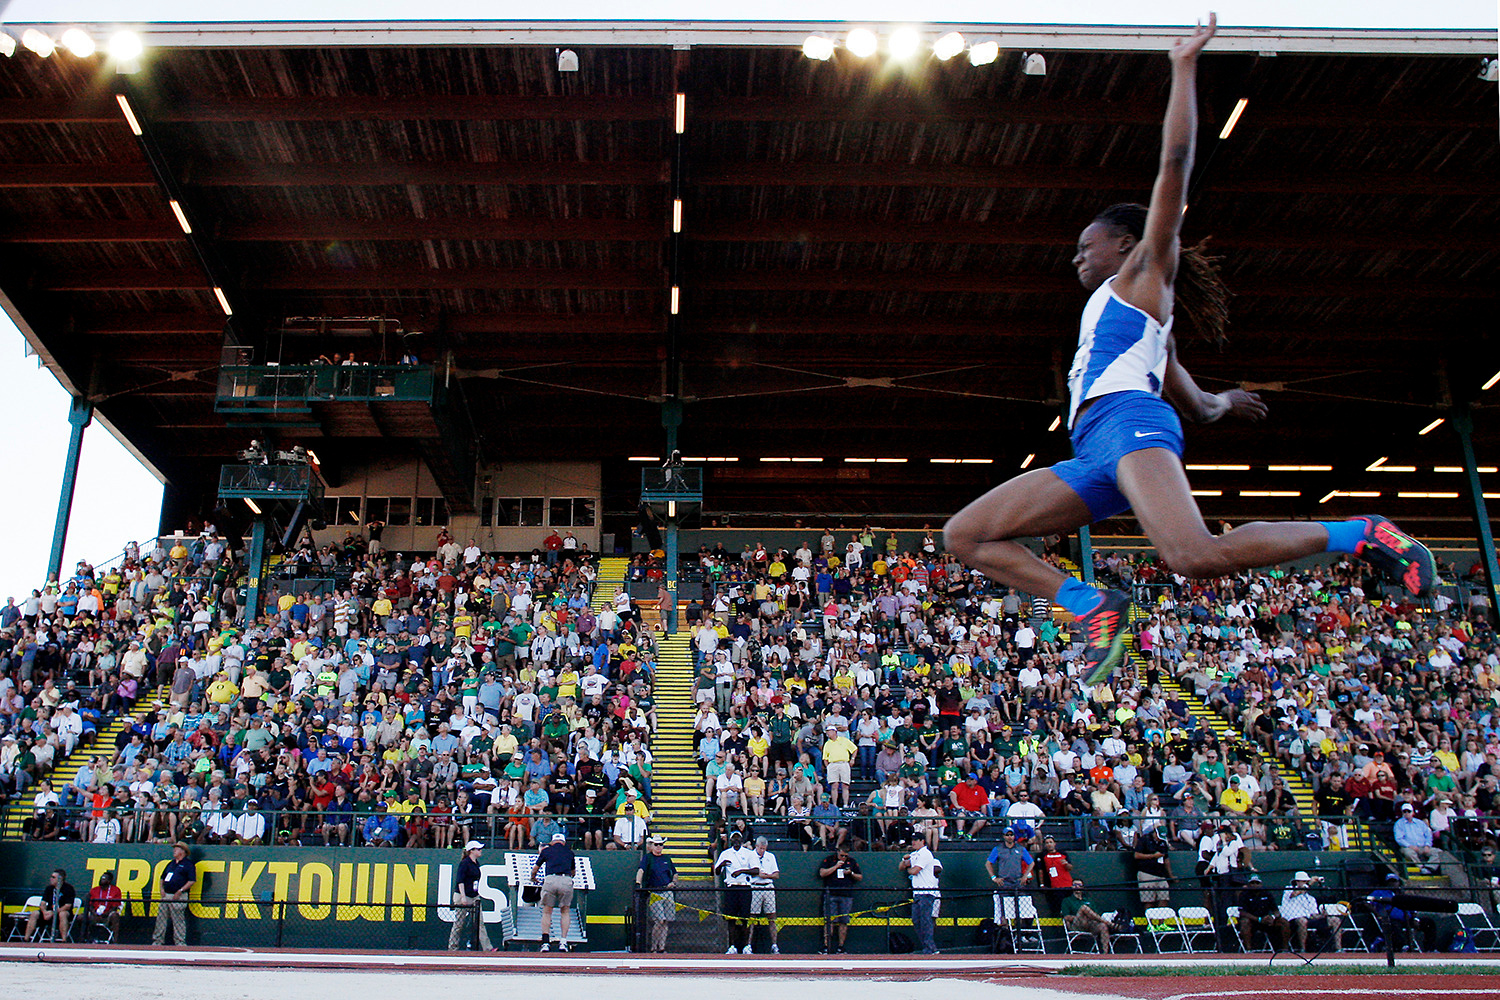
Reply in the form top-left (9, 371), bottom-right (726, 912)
top-left (1278, 870), bottom-right (1339, 952)
top-left (449, 839), bottom-right (493, 951)
top-left (534, 831), bottom-right (577, 952)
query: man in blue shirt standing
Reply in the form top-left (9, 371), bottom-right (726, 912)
top-left (152, 841), bottom-right (195, 946)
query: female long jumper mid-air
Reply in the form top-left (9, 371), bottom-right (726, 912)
top-left (943, 14), bottom-right (1435, 687)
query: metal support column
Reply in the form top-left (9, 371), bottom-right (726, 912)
top-left (661, 400), bottom-right (683, 634)
top-left (1078, 525), bottom-right (1095, 585)
top-left (243, 517), bottom-right (268, 624)
top-left (1451, 404), bottom-right (1500, 624)
top-left (47, 396), bottom-right (93, 583)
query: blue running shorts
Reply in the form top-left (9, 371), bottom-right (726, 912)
top-left (1051, 390), bottom-right (1184, 521)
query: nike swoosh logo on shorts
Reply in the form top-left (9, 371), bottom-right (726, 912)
top-left (1134, 431), bottom-right (1161, 438)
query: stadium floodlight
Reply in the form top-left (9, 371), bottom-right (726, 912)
top-left (21, 28), bottom-right (55, 57)
top-left (968, 41), bottom-right (999, 66)
top-left (1022, 52), bottom-right (1046, 76)
top-left (846, 28), bottom-right (878, 58)
top-left (0, 32), bottom-right (14, 58)
top-left (802, 35), bottom-right (835, 60)
top-left (109, 29), bottom-right (143, 62)
top-left (61, 28), bottom-right (96, 57)
top-left (888, 26), bottom-right (920, 61)
top-left (932, 32), bottom-right (965, 61)
top-left (1483, 58), bottom-right (1498, 83)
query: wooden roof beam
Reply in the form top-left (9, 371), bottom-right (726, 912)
top-left (185, 160), bottom-right (670, 187)
top-left (153, 95), bottom-right (672, 123)
top-left (217, 217), bottom-right (665, 241)
top-left (0, 163), bottom-right (156, 187)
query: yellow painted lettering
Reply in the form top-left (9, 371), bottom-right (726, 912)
top-left (189, 859), bottom-right (225, 917)
top-left (84, 857), bottom-right (117, 890)
top-left (115, 858), bottom-right (152, 917)
top-left (367, 864), bottom-right (389, 922)
top-left (297, 862), bottom-right (334, 920)
top-left (226, 861), bottom-right (266, 919)
top-left (391, 864), bottom-right (428, 922)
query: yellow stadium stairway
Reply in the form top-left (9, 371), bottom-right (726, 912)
top-left (1120, 606), bottom-right (1383, 854)
top-left (590, 556), bottom-right (629, 613)
top-left (1, 682), bottom-right (169, 840)
top-left (645, 628), bottom-right (713, 878)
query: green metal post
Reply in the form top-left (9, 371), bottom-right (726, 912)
top-left (1452, 404), bottom-right (1500, 625)
top-left (661, 399), bottom-right (683, 633)
top-left (47, 396), bottom-right (93, 583)
top-left (1078, 525), bottom-right (1095, 585)
top-left (244, 517), bottom-right (268, 624)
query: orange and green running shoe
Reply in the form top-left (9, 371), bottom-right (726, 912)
top-left (1079, 590), bottom-right (1132, 688)
top-left (1353, 514), bottom-right (1437, 598)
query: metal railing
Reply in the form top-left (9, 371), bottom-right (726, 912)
top-left (217, 463), bottom-right (325, 503)
top-left (217, 364), bottom-right (436, 408)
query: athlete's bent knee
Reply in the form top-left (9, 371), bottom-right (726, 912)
top-left (942, 514), bottom-right (977, 561)
top-left (1156, 540), bottom-right (1232, 580)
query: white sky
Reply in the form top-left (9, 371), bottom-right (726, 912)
top-left (0, 2), bottom-right (1491, 598)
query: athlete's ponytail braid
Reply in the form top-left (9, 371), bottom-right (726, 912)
top-left (1092, 203), bottom-right (1231, 345)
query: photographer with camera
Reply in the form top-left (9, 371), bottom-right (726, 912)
top-left (1279, 870), bottom-right (1341, 953)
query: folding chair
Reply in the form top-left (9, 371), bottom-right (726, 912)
top-left (1457, 903), bottom-right (1500, 951)
top-left (1144, 906), bottom-right (1190, 953)
top-left (1176, 905), bottom-right (1220, 953)
top-left (5, 896), bottom-right (44, 942)
top-left (1323, 902), bottom-right (1363, 952)
top-left (1101, 911), bottom-right (1141, 953)
top-left (1065, 917), bottom-right (1101, 953)
top-left (998, 894), bottom-right (1047, 953)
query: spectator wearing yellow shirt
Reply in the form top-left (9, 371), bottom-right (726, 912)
top-left (372, 595), bottom-right (393, 622)
top-left (1219, 775), bottom-right (1252, 814)
top-left (822, 730), bottom-right (858, 807)
top-left (205, 672), bottom-right (239, 706)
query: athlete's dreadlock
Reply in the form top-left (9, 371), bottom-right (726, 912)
top-left (1092, 202), bottom-right (1231, 345)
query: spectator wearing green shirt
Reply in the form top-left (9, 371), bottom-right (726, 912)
top-left (1061, 881), bottom-right (1111, 952)
top-left (1196, 748), bottom-right (1227, 801)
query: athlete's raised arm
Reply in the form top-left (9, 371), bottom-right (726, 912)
top-left (1113, 14), bottom-right (1216, 322)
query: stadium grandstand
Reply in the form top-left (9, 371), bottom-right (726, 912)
top-left (1, 13), bottom-right (1499, 982)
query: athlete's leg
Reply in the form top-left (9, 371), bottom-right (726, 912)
top-left (943, 470), bottom-right (1095, 597)
top-left (1116, 449), bottom-right (1331, 576)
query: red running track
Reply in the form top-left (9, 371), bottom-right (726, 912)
top-left (990, 975), bottom-right (1499, 1000)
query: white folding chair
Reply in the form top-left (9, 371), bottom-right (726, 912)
top-left (1065, 917), bottom-right (1101, 953)
top-left (998, 894), bottom-right (1047, 953)
top-left (1457, 903), bottom-right (1500, 951)
top-left (1322, 902), bottom-right (1359, 952)
top-left (1101, 910), bottom-right (1140, 953)
top-left (5, 896), bottom-right (44, 942)
top-left (1145, 906), bottom-right (1190, 953)
top-left (1176, 905), bottom-right (1219, 953)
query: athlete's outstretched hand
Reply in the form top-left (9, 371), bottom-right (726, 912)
top-left (1218, 388), bottom-right (1267, 422)
top-left (1170, 13), bottom-right (1217, 64)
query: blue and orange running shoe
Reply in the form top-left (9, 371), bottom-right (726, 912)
top-left (1079, 590), bottom-right (1132, 687)
top-left (1353, 514), bottom-right (1437, 598)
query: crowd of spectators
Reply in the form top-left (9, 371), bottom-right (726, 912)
top-left (678, 531), bottom-right (1500, 883)
top-left (2, 522), bottom-right (678, 853)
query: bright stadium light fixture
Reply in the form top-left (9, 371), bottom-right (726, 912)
top-left (61, 28), bottom-right (96, 57)
top-left (846, 28), bottom-right (878, 58)
top-left (1240, 491), bottom-right (1300, 497)
top-left (960, 458), bottom-right (993, 465)
top-left (116, 94), bottom-right (143, 135)
top-left (875, 458), bottom-right (907, 463)
top-left (672, 199), bottom-right (682, 233)
top-left (1047, 416), bottom-right (1061, 432)
top-left (674, 93), bottom-right (686, 133)
top-left (845, 457), bottom-right (876, 463)
top-left (1267, 465), bottom-right (1332, 472)
top-left (1186, 464), bottom-right (1250, 471)
top-left (21, 29), bottom-right (55, 57)
top-left (213, 286), bottom-right (233, 316)
top-left (1398, 492), bottom-right (1459, 499)
top-left (932, 32), bottom-right (965, 61)
top-left (1020, 453), bottom-right (1035, 469)
top-left (556, 49), bottom-right (579, 72)
top-left (670, 286), bottom-right (680, 315)
top-left (930, 458), bottom-right (958, 464)
top-left (1022, 52), bottom-right (1046, 76)
top-left (628, 456), bottom-right (659, 461)
top-left (889, 26), bottom-right (921, 61)
top-left (1483, 58), bottom-right (1499, 83)
top-left (0, 32), bottom-right (14, 58)
top-left (802, 35), bottom-right (836, 60)
top-left (1435, 465), bottom-right (1497, 473)
top-left (108, 30), bottom-right (143, 64)
top-left (1484, 370), bottom-right (1500, 391)
top-left (1418, 417), bottom-right (1445, 435)
top-left (968, 41), bottom-right (999, 66)
top-left (1191, 490), bottom-right (1222, 497)
top-left (168, 199), bottom-right (192, 234)
top-left (790, 457), bottom-right (823, 462)
top-left (761, 457), bottom-right (791, 463)
top-left (244, 497), bottom-right (262, 515)
top-left (1487, 493), bottom-right (1500, 500)
top-left (1218, 97), bottom-right (1249, 139)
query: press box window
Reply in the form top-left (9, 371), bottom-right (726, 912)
top-left (324, 496), bottom-right (363, 526)
top-left (416, 497), bottom-right (449, 527)
top-left (548, 497), bottom-right (597, 527)
top-left (497, 497), bottom-right (544, 527)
